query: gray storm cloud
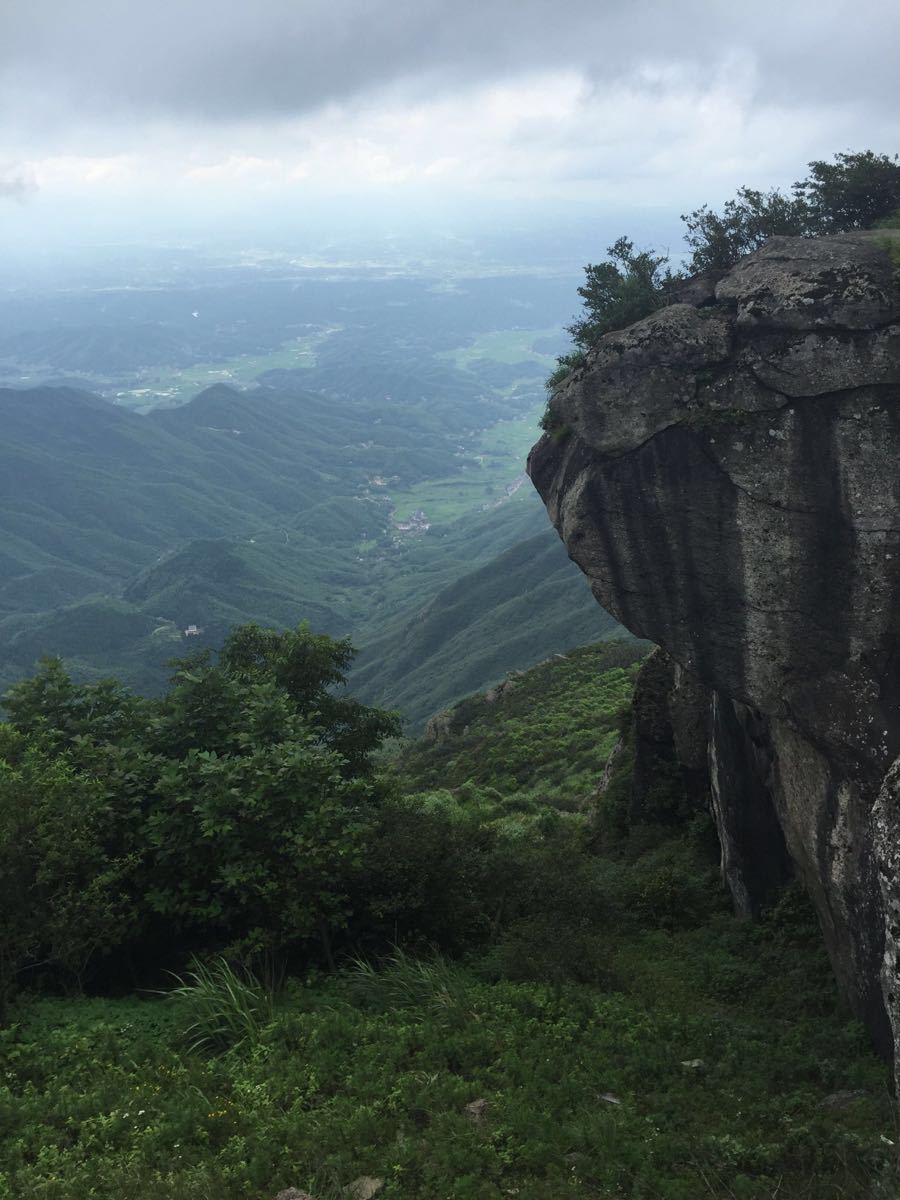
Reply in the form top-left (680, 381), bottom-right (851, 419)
top-left (2, 0), bottom-right (898, 131)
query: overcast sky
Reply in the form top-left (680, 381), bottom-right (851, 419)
top-left (1, 0), bottom-right (898, 244)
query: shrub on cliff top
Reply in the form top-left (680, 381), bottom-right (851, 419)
top-left (683, 150), bottom-right (900, 273)
top-left (546, 237), bottom-right (675, 392)
top-left (797, 150), bottom-right (900, 233)
top-left (681, 186), bottom-right (810, 272)
top-left (547, 150), bottom-right (900, 396)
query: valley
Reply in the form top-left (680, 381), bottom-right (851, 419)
top-left (111, 331), bottom-right (327, 410)
top-left (0, 258), bottom-right (622, 729)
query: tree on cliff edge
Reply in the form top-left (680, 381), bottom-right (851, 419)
top-left (683, 150), bottom-right (900, 273)
top-left (546, 237), bottom-right (675, 392)
top-left (548, 150), bottom-right (900, 395)
top-left (796, 150), bottom-right (900, 232)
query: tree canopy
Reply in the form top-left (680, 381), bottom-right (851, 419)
top-left (0, 624), bottom-right (400, 1008)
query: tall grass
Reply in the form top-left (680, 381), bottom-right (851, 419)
top-left (347, 947), bottom-right (474, 1025)
top-left (164, 956), bottom-right (276, 1054)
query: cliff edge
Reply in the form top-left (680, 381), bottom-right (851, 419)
top-left (528, 230), bottom-right (900, 1067)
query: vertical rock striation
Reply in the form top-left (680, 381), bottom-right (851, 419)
top-left (528, 230), bottom-right (900, 1063)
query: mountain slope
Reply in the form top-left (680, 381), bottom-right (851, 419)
top-left (0, 382), bottom-right (626, 712)
top-left (350, 529), bottom-right (629, 729)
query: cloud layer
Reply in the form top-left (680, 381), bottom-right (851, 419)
top-left (1, 0), bottom-right (897, 222)
top-left (4, 0), bottom-right (898, 125)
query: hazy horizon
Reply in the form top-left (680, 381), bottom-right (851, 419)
top-left (2, 0), bottom-right (898, 257)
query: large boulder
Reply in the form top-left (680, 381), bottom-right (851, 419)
top-left (529, 230), bottom-right (900, 1060)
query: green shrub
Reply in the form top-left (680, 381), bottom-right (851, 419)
top-left (682, 186), bottom-right (809, 271)
top-left (796, 150), bottom-right (900, 232)
top-left (0, 727), bottom-right (139, 1012)
top-left (546, 237), bottom-right (675, 391)
top-left (480, 827), bottom-right (621, 986)
top-left (543, 350), bottom-right (586, 394)
top-left (352, 794), bottom-right (498, 952)
top-left (635, 864), bottom-right (713, 931)
top-left (0, 624), bottom-right (399, 999)
top-left (684, 151), bottom-right (900, 272)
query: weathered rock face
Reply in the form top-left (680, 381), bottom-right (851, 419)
top-left (528, 230), bottom-right (900, 1062)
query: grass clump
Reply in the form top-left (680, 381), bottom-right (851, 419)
top-left (348, 947), bottom-right (475, 1027)
top-left (163, 956), bottom-right (277, 1055)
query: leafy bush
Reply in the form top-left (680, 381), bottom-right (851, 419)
top-left (684, 151), bottom-right (900, 273)
top-left (0, 726), bottom-right (140, 1014)
top-left (0, 623), bottom-right (399, 999)
top-left (796, 150), bottom-right (900, 233)
top-left (2, 655), bottom-right (147, 749)
top-left (681, 186), bottom-right (809, 272)
top-left (350, 792), bottom-right (498, 953)
top-left (567, 236), bottom-right (675, 349)
top-left (634, 863), bottom-right (715, 931)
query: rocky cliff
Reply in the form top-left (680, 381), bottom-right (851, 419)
top-left (528, 230), bottom-right (900, 1069)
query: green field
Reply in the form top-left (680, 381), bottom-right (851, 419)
top-left (390, 404), bottom-right (544, 525)
top-left (437, 327), bottom-right (561, 369)
top-left (114, 333), bottom-right (328, 409)
top-left (114, 326), bottom-right (558, 414)
top-left (388, 327), bottom-right (559, 527)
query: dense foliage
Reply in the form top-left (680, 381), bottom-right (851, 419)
top-left (680, 152), bottom-right (900, 271)
top-left (1, 642), bottom-right (897, 1198)
top-left (679, 186), bottom-right (810, 273)
top-left (547, 149), bottom-right (900, 394)
top-left (0, 624), bottom-right (399, 1010)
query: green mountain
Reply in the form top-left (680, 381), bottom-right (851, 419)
top-left (350, 529), bottom-right (626, 729)
top-left (0, 380), bottom-right (627, 720)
